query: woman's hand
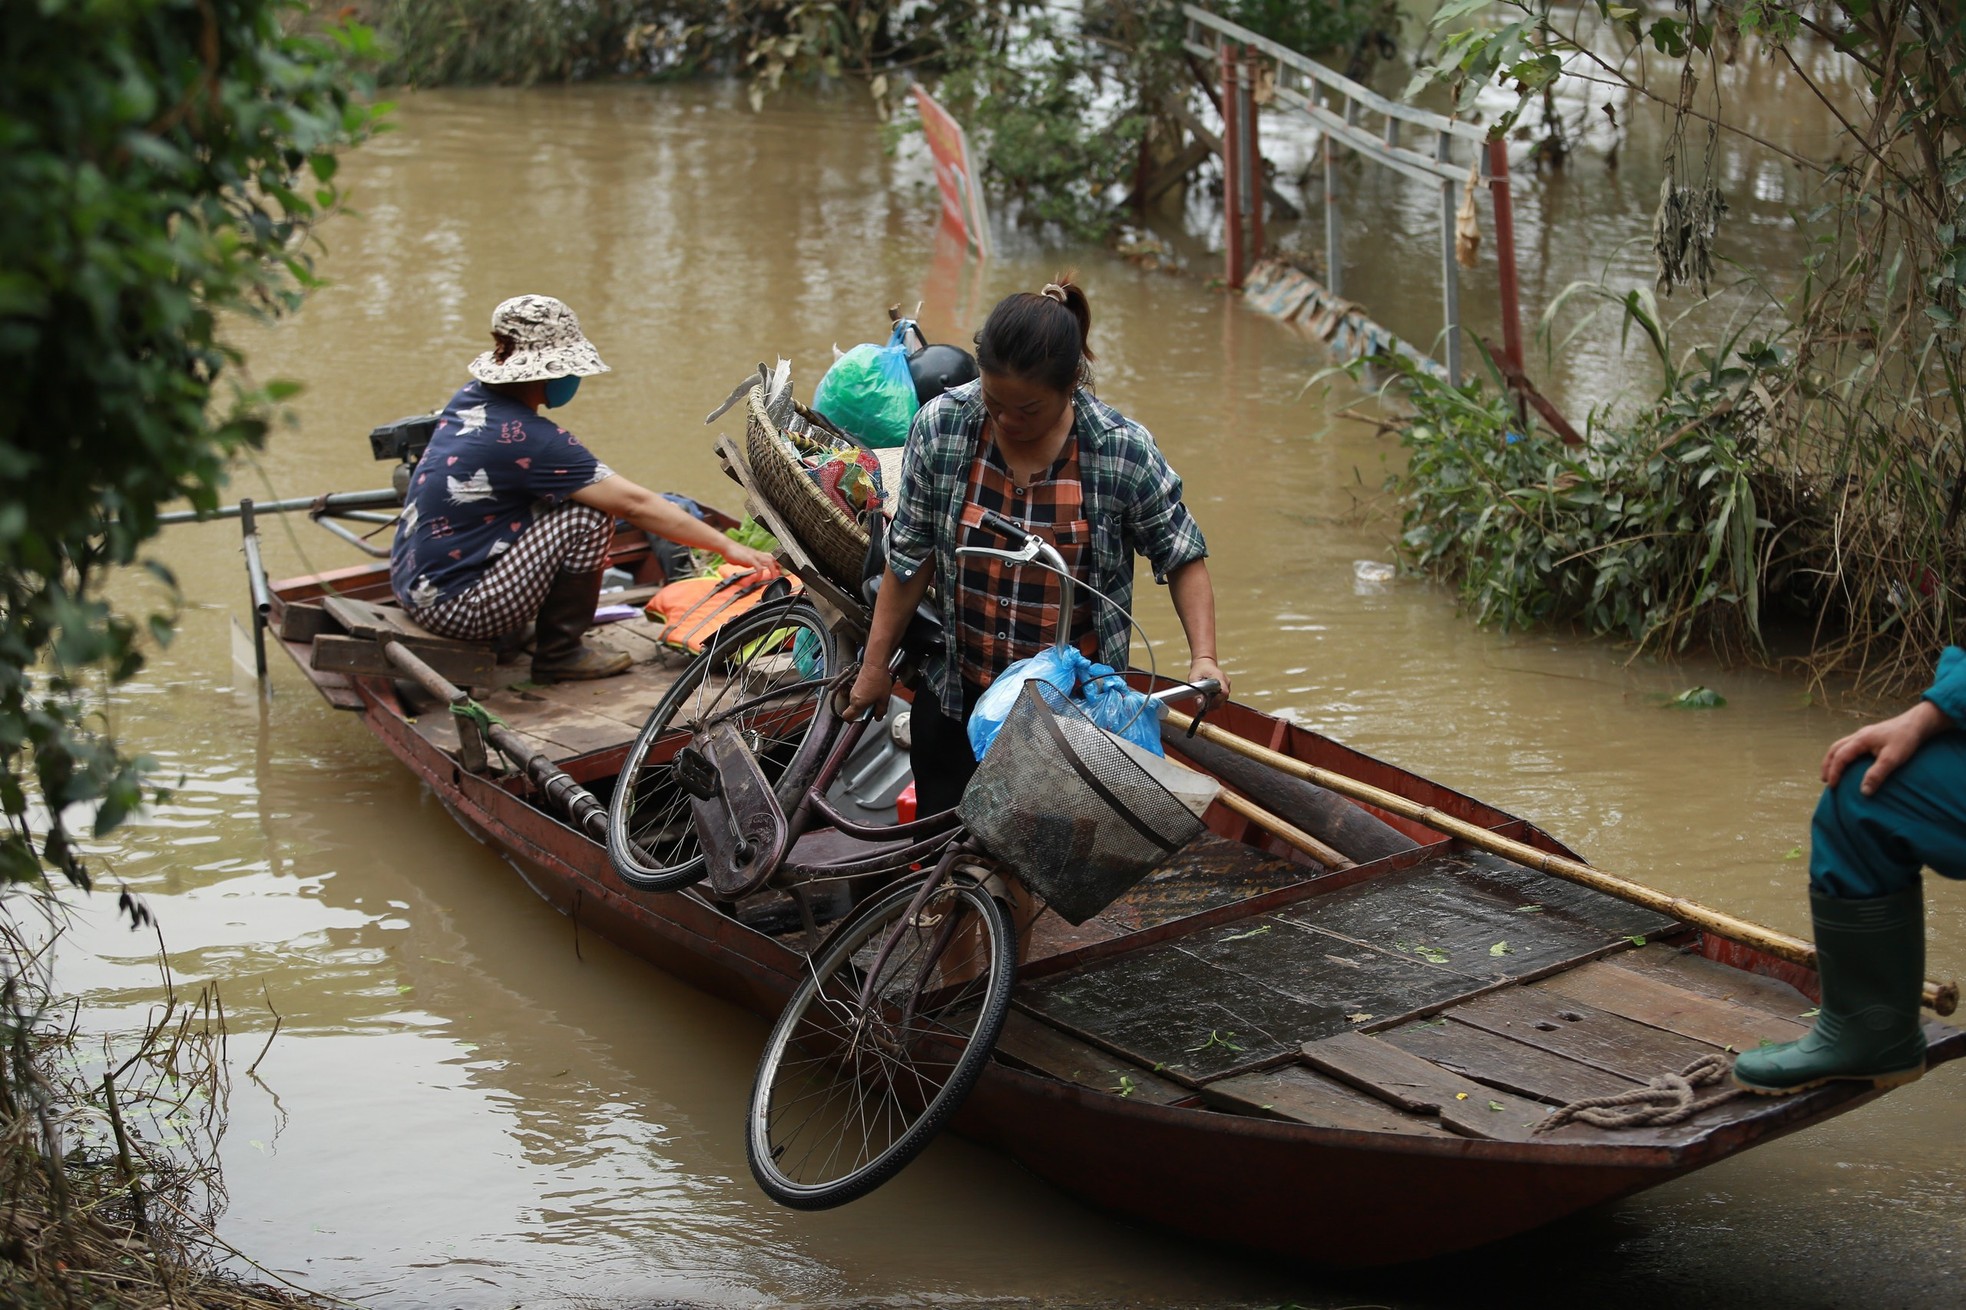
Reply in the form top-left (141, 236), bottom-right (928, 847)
top-left (844, 662), bottom-right (895, 721)
top-left (725, 543), bottom-right (782, 579)
top-left (1189, 656), bottom-right (1229, 710)
top-left (1822, 699), bottom-right (1951, 795)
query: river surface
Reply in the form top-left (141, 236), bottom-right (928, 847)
top-left (52, 77), bottom-right (1966, 1308)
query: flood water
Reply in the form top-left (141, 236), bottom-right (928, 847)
top-left (53, 73), bottom-right (1966, 1309)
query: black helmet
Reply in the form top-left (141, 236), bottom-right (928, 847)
top-left (907, 343), bottom-right (979, 405)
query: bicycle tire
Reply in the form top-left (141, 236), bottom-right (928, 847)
top-left (606, 598), bottom-right (836, 892)
top-left (746, 871), bottom-right (1016, 1209)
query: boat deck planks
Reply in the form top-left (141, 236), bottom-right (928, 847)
top-left (1016, 845), bottom-right (1683, 1087)
top-left (1024, 832), bottom-right (1329, 959)
top-left (993, 1010), bottom-right (1192, 1106)
top-left (1538, 958), bottom-right (1813, 1049)
top-left (1199, 1064), bottom-right (1459, 1137)
top-left (1615, 942), bottom-right (1818, 1019)
top-left (1258, 853), bottom-right (1643, 975)
top-left (1300, 1031), bottom-right (1561, 1142)
top-left (1380, 1016), bottom-right (1643, 1105)
top-left (1447, 986), bottom-right (1718, 1083)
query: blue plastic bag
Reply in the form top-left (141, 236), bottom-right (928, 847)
top-left (967, 646), bottom-right (1165, 761)
top-left (812, 321), bottom-right (919, 449)
top-left (1076, 665), bottom-right (1163, 757)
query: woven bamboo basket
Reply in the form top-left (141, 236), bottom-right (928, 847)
top-left (743, 388), bottom-right (872, 592)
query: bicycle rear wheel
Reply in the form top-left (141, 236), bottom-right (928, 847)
top-left (747, 869), bottom-right (1016, 1209)
top-left (606, 598), bottom-right (836, 891)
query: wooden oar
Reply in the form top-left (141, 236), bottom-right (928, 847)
top-left (1163, 708), bottom-right (1960, 1016)
top-left (1212, 787), bottom-right (1354, 870)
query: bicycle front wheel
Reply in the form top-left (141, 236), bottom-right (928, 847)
top-left (747, 871), bottom-right (1017, 1209)
top-left (606, 598), bottom-right (836, 891)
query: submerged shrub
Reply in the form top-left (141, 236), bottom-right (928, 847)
top-left (1377, 335), bottom-right (1777, 659)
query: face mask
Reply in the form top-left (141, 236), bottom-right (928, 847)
top-left (542, 374), bottom-right (581, 409)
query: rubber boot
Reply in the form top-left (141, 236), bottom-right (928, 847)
top-left (1731, 886), bottom-right (1927, 1095)
top-left (531, 569), bottom-right (631, 683)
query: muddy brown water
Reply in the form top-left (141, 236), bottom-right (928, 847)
top-left (57, 79), bottom-right (1966, 1308)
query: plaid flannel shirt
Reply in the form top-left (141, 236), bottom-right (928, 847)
top-left (886, 378), bottom-right (1209, 719)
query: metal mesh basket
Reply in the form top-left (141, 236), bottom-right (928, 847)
top-left (958, 680), bottom-right (1205, 925)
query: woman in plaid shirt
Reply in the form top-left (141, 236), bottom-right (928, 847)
top-left (845, 278), bottom-right (1227, 817)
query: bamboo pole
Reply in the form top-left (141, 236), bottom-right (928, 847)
top-left (1163, 709), bottom-right (1960, 1016)
top-left (1213, 787), bottom-right (1354, 870)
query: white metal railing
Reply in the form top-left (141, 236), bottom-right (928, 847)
top-left (1181, 3), bottom-right (1524, 385)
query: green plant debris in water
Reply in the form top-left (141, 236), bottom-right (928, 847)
top-left (1666, 685), bottom-right (1727, 709)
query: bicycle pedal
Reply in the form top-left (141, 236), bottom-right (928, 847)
top-left (673, 746), bottom-right (723, 801)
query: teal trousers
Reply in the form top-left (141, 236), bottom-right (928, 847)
top-left (1810, 733), bottom-right (1966, 899)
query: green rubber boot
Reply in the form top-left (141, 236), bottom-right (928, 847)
top-left (1732, 886), bottom-right (1927, 1095)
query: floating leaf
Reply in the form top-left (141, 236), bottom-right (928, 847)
top-left (1490, 941), bottom-right (1513, 957)
top-left (1666, 685), bottom-right (1726, 709)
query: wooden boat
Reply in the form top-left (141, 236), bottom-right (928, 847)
top-left (254, 519), bottom-right (1963, 1269)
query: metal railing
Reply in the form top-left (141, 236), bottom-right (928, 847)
top-left (1181, 3), bottom-right (1524, 384)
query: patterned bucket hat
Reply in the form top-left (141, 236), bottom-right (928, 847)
top-left (468, 294), bottom-right (611, 384)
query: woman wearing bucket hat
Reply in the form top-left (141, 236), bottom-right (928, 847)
top-left (389, 294), bottom-right (778, 682)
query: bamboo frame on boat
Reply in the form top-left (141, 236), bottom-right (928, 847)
top-left (1163, 709), bottom-right (1960, 1016)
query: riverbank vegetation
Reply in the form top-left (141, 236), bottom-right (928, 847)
top-left (1385, 0), bottom-right (1966, 695)
top-left (360, 0), bottom-right (1394, 239)
top-left (1, 0), bottom-right (377, 1300)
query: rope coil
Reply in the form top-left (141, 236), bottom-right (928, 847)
top-left (1533, 1053), bottom-right (1741, 1133)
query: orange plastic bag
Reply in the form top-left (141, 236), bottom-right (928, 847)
top-left (645, 565), bottom-right (803, 653)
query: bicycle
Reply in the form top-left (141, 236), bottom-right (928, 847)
top-left (605, 511), bottom-right (1216, 1208)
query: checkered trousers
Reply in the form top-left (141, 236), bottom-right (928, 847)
top-left (953, 439), bottom-right (1097, 687)
top-left (406, 500), bottom-right (613, 641)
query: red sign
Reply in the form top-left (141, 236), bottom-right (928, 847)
top-left (913, 85), bottom-right (991, 257)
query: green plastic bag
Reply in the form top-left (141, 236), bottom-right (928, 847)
top-left (812, 322), bottom-right (919, 449)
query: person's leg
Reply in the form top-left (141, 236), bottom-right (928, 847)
top-left (524, 503), bottom-right (630, 682)
top-left (908, 681), bottom-right (982, 817)
top-left (412, 502), bottom-right (613, 641)
top-left (1734, 734), bottom-right (1966, 1094)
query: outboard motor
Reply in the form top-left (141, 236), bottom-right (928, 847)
top-left (369, 413), bottom-right (440, 503)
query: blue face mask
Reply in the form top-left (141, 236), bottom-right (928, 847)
top-left (542, 374), bottom-right (581, 409)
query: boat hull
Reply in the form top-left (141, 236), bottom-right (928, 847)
top-left (349, 678), bottom-right (1910, 1267)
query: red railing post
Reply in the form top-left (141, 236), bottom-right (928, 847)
top-left (1221, 42), bottom-right (1244, 289)
top-left (1487, 138), bottom-right (1524, 378)
top-left (1244, 49), bottom-right (1264, 265)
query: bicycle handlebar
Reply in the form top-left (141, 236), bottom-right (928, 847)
top-left (952, 511), bottom-right (1076, 651)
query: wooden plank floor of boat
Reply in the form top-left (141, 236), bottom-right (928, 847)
top-left (407, 618), bottom-right (687, 759)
